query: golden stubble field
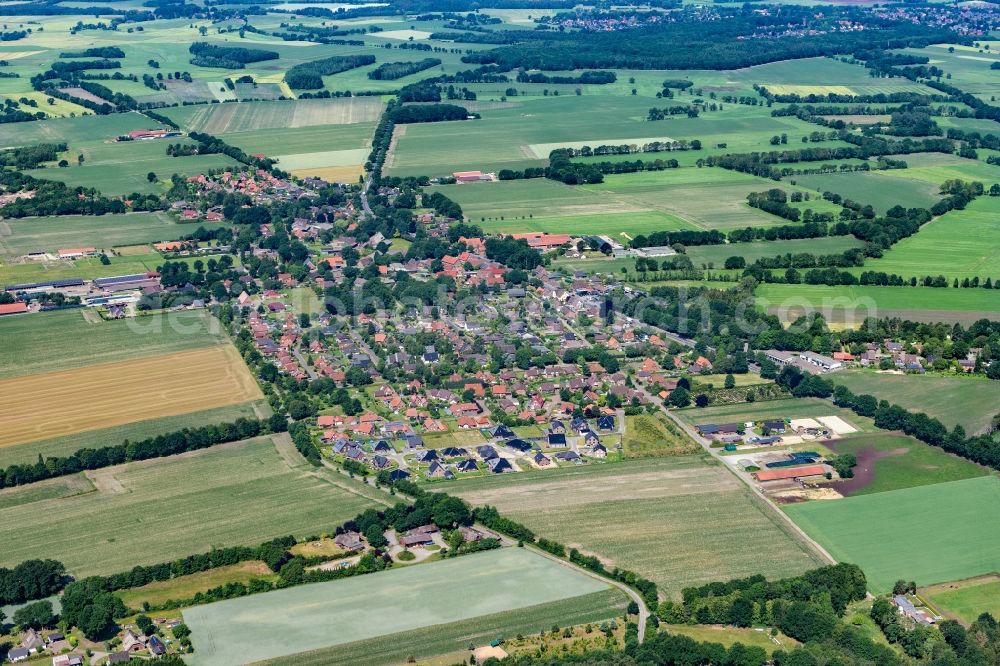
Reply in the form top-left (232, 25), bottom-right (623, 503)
top-left (0, 344), bottom-right (263, 447)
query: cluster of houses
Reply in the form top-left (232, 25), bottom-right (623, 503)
top-left (318, 411), bottom-right (618, 480)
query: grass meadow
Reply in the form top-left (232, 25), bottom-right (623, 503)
top-left (0, 309), bottom-right (227, 378)
top-left (789, 171), bottom-right (941, 214)
top-left (826, 433), bottom-right (989, 496)
top-left (254, 589), bottom-right (627, 666)
top-left (622, 414), bottom-right (700, 458)
top-left (118, 561), bottom-right (279, 611)
top-left (903, 44), bottom-right (1000, 103)
top-left (183, 548), bottom-right (615, 666)
top-left (755, 283), bottom-right (1000, 325)
top-left (449, 456), bottom-right (824, 598)
top-left (832, 370), bottom-right (1000, 435)
top-left (851, 195), bottom-right (1000, 281)
top-left (785, 476), bottom-right (1000, 593)
top-left (685, 236), bottom-right (864, 267)
top-left (924, 576), bottom-right (1000, 625)
top-left (0, 212), bottom-right (223, 256)
top-left (0, 435), bottom-right (382, 576)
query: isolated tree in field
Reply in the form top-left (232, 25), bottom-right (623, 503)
top-left (724, 374), bottom-right (736, 389)
top-left (695, 393), bottom-right (710, 408)
top-left (147, 171), bottom-right (157, 182)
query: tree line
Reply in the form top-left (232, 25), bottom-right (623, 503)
top-left (368, 57), bottom-right (441, 80)
top-left (0, 417), bottom-right (276, 490)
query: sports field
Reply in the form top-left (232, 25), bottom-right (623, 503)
top-left (0, 435), bottom-right (382, 576)
top-left (832, 370), bottom-right (1000, 435)
top-left (824, 433), bottom-right (988, 496)
top-left (0, 309), bottom-right (227, 378)
top-left (184, 548), bottom-right (614, 666)
top-left (0, 212), bottom-right (225, 257)
top-left (923, 575), bottom-right (1000, 625)
top-left (449, 456), bottom-right (823, 597)
top-left (0, 345), bottom-right (262, 447)
top-left (785, 476), bottom-right (1000, 593)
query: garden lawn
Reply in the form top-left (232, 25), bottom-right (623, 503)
top-left (450, 456), bottom-right (823, 598)
top-left (825, 433), bottom-right (988, 496)
top-left (832, 370), bottom-right (1000, 435)
top-left (183, 548), bottom-right (614, 666)
top-left (785, 476), bottom-right (1000, 593)
top-left (0, 435), bottom-right (382, 576)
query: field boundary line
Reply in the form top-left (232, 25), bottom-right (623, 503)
top-left (527, 545), bottom-right (648, 643)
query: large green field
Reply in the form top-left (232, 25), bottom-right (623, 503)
top-left (0, 435), bottom-right (383, 576)
top-left (583, 168), bottom-right (830, 231)
top-left (27, 152), bottom-right (239, 196)
top-left (449, 456), bottom-right (823, 598)
top-left (184, 547), bottom-right (618, 666)
top-left (785, 476), bottom-right (1000, 593)
top-left (685, 236), bottom-right (865, 267)
top-left (388, 96), bottom-right (832, 178)
top-left (790, 171), bottom-right (942, 214)
top-left (902, 44), bottom-right (1000, 103)
top-left (850, 196), bottom-right (1000, 282)
top-left (755, 283), bottom-right (1000, 325)
top-left (1, 247), bottom-right (239, 285)
top-left (0, 212), bottom-right (223, 257)
top-left (0, 309), bottom-right (227, 379)
top-left (825, 433), bottom-right (989, 496)
top-left (832, 370), bottom-right (1000, 435)
top-left (255, 589), bottom-right (626, 666)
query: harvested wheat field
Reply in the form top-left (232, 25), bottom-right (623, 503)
top-left (0, 345), bottom-right (262, 447)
